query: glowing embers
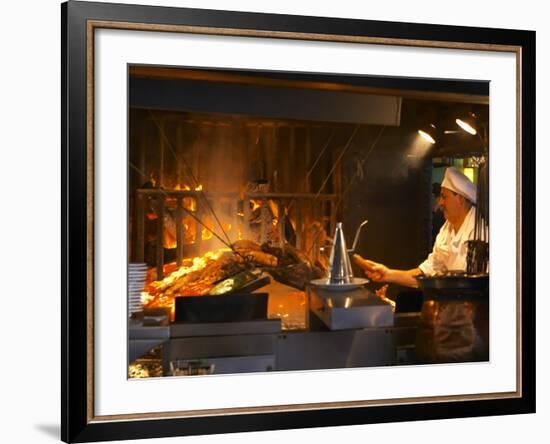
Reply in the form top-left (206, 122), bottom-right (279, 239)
top-left (266, 284), bottom-right (307, 331)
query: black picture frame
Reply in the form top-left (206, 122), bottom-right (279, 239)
top-left (62, 1), bottom-right (536, 442)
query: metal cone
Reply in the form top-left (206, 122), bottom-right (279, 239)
top-left (327, 222), bottom-right (354, 284)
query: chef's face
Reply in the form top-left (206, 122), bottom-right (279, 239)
top-left (439, 187), bottom-right (464, 222)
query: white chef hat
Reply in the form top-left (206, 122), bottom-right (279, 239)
top-left (441, 167), bottom-right (477, 204)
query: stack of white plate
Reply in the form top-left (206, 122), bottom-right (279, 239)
top-left (128, 263), bottom-right (148, 316)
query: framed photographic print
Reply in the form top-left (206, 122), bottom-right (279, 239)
top-left (62, 0), bottom-right (536, 442)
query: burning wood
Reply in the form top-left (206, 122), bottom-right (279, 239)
top-left (144, 248), bottom-right (233, 319)
top-left (232, 240), bottom-right (278, 267)
top-left (142, 239), bottom-right (324, 318)
top-left (147, 248), bottom-right (242, 297)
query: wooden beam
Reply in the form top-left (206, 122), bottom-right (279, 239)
top-left (305, 126), bottom-right (312, 193)
top-left (156, 196), bottom-right (165, 280)
top-left (158, 118), bottom-right (165, 188)
top-left (312, 202), bottom-right (320, 262)
top-left (194, 198), bottom-right (202, 252)
top-left (260, 198), bottom-right (268, 244)
top-left (278, 199), bottom-right (286, 250)
top-left (135, 193), bottom-right (145, 263)
top-left (295, 201), bottom-right (303, 250)
top-left (243, 196), bottom-right (251, 240)
top-left (129, 65), bottom-right (489, 105)
top-left (175, 196), bottom-right (183, 266)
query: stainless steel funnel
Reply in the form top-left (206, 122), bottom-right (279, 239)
top-left (327, 223), bottom-right (354, 284)
top-left (311, 220), bottom-right (369, 290)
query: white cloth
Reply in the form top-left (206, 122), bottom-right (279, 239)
top-left (419, 207), bottom-right (483, 276)
top-left (441, 166), bottom-right (477, 204)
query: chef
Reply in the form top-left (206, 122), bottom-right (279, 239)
top-left (354, 167), bottom-right (479, 288)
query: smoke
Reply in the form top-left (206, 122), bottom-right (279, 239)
top-left (386, 132), bottom-right (433, 182)
top-left (407, 132), bottom-right (434, 162)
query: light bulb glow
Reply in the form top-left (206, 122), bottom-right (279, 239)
top-left (456, 118), bottom-right (477, 135)
top-left (418, 129), bottom-right (436, 144)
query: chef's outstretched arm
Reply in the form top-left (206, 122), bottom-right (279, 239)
top-left (353, 254), bottom-right (422, 288)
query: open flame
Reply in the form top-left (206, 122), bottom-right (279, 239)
top-left (201, 221), bottom-right (232, 241)
top-left (183, 197), bottom-right (196, 212)
top-left (160, 249), bottom-right (228, 284)
top-left (141, 291), bottom-right (154, 305)
top-left (145, 247), bottom-right (232, 320)
top-left (250, 199), bottom-right (262, 212)
top-left (174, 183), bottom-right (203, 191)
top-left (160, 185), bottom-right (240, 247)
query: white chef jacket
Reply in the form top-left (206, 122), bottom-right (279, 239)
top-left (419, 207), bottom-right (484, 276)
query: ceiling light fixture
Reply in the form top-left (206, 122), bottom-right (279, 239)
top-left (456, 113), bottom-right (478, 135)
top-left (418, 123), bottom-right (437, 144)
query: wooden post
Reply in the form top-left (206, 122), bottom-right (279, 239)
top-left (158, 119), bottom-right (165, 188)
top-left (288, 125), bottom-right (295, 193)
top-left (243, 194), bottom-right (251, 240)
top-left (305, 126), bottom-right (312, 193)
top-left (138, 112), bottom-right (147, 185)
top-left (194, 197), bottom-right (202, 252)
top-left (192, 123), bottom-right (200, 185)
top-left (231, 196), bottom-right (238, 244)
top-left (312, 201), bottom-right (320, 262)
top-left (260, 198), bottom-right (268, 244)
top-left (278, 199), bottom-right (286, 250)
top-left (272, 125), bottom-right (279, 192)
top-left (135, 192), bottom-right (145, 262)
top-left (156, 195), bottom-right (165, 280)
top-left (295, 200), bottom-right (302, 250)
top-left (176, 196), bottom-right (183, 266)
top-left (175, 124), bottom-right (182, 187)
top-left (332, 141), bottom-right (343, 197)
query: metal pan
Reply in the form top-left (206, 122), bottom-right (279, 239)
top-left (416, 272), bottom-right (488, 301)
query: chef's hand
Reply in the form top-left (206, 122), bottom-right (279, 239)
top-left (353, 254), bottom-right (390, 283)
